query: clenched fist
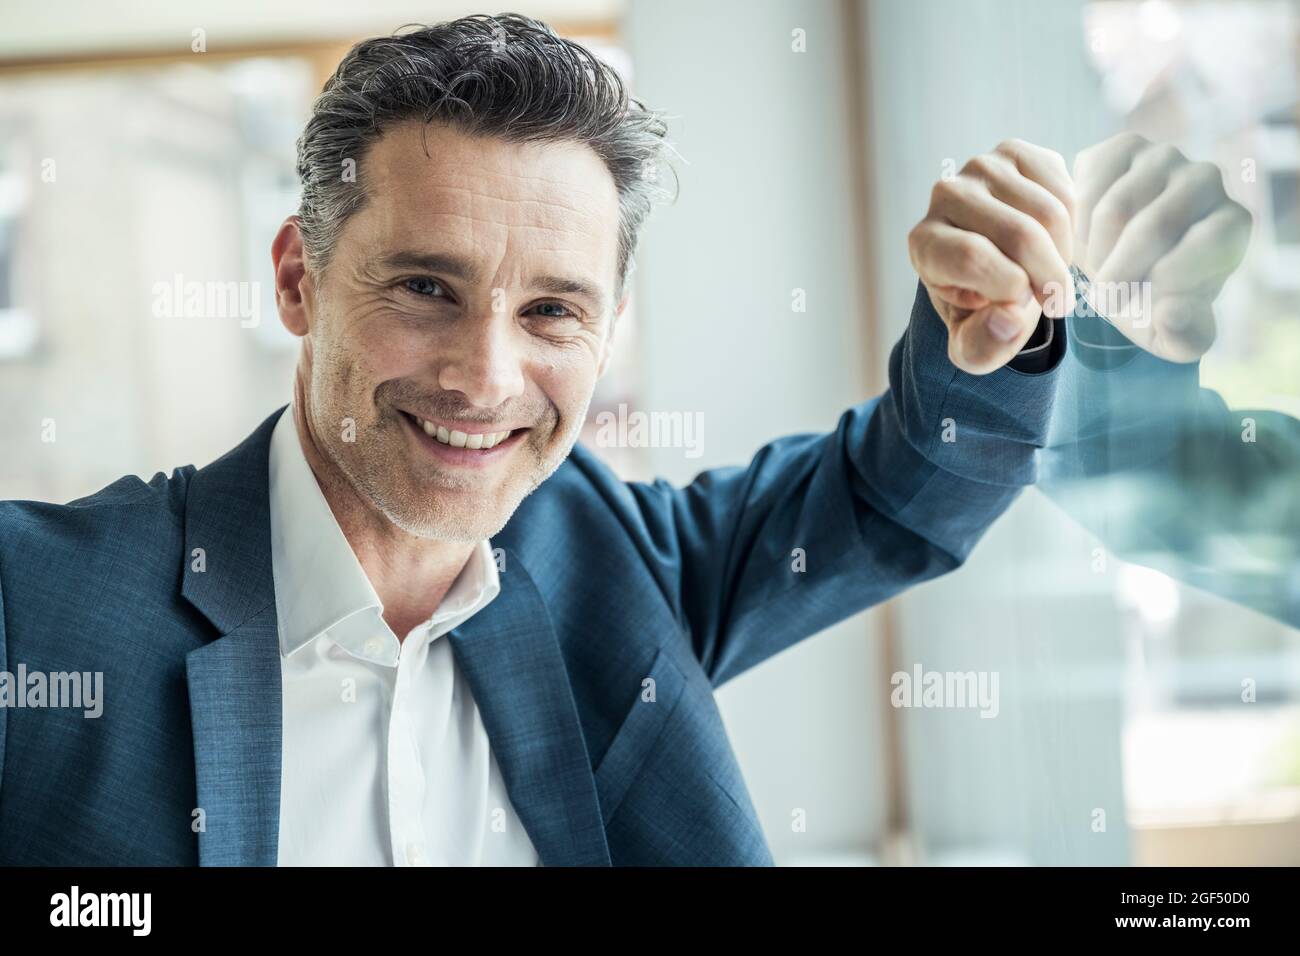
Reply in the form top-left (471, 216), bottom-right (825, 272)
top-left (909, 139), bottom-right (1077, 375)
top-left (1074, 132), bottom-right (1251, 362)
top-left (910, 134), bottom-right (1252, 375)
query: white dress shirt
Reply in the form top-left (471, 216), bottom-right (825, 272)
top-left (268, 405), bottom-right (539, 866)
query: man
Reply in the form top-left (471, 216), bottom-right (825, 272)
top-left (0, 15), bottom-right (1244, 865)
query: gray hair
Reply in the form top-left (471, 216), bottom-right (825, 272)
top-left (295, 13), bottom-right (677, 303)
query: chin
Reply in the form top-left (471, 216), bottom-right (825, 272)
top-left (385, 494), bottom-right (516, 542)
top-left (385, 511), bottom-right (496, 542)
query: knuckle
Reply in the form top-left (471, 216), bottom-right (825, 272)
top-left (1192, 160), bottom-right (1225, 192)
top-left (961, 153), bottom-right (998, 179)
top-left (1170, 161), bottom-right (1225, 202)
top-left (1073, 145), bottom-right (1094, 173)
top-left (1116, 131), bottom-right (1150, 152)
top-left (995, 138), bottom-right (1024, 158)
top-left (931, 178), bottom-right (962, 205)
top-left (1146, 143), bottom-right (1185, 169)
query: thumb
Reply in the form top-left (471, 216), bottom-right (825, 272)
top-left (949, 293), bottom-right (1043, 375)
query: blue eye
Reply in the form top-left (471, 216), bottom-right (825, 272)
top-left (404, 277), bottom-right (443, 297)
top-left (533, 302), bottom-right (574, 318)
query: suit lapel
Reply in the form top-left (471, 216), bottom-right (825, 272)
top-left (449, 550), bottom-right (610, 866)
top-left (181, 406), bottom-right (286, 866)
top-left (186, 609), bottom-right (282, 865)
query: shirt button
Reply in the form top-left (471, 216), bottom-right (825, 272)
top-left (363, 635), bottom-right (385, 657)
top-left (405, 843), bottom-right (424, 866)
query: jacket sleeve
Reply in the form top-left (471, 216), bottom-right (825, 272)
top-left (625, 281), bottom-right (1063, 687)
top-left (1039, 311), bottom-right (1300, 627)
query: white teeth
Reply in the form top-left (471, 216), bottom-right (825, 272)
top-left (414, 416), bottom-right (512, 450)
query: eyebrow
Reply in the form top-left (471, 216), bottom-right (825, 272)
top-left (371, 251), bottom-right (608, 313)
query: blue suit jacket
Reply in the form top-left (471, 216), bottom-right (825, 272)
top-left (0, 286), bottom-right (1059, 865)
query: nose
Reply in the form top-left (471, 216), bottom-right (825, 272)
top-left (436, 311), bottom-right (527, 410)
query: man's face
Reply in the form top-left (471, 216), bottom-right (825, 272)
top-left (294, 121), bottom-right (623, 541)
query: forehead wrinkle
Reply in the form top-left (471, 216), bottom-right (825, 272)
top-left (405, 184), bottom-right (605, 235)
top-left (376, 211), bottom-right (606, 268)
top-left (366, 155), bottom-right (608, 223)
top-left (431, 162), bottom-right (608, 201)
top-left (414, 153), bottom-right (615, 201)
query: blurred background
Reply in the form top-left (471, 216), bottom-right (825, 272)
top-left (2, 0), bottom-right (1298, 865)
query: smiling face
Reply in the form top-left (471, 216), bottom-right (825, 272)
top-left (283, 121), bottom-right (625, 542)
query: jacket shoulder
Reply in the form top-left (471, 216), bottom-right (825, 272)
top-left (0, 466), bottom-right (195, 565)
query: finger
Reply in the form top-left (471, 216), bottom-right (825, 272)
top-left (909, 220), bottom-right (1032, 307)
top-left (1134, 203), bottom-right (1251, 362)
top-left (1149, 294), bottom-right (1217, 362)
top-left (1074, 132), bottom-right (1148, 251)
top-left (964, 152), bottom-right (1073, 267)
top-left (1147, 202), bottom-right (1252, 296)
top-left (936, 182), bottom-right (1075, 317)
top-left (949, 294), bottom-right (1043, 375)
top-left (1085, 144), bottom-right (1186, 276)
top-left (1096, 162), bottom-right (1226, 287)
top-left (930, 285), bottom-right (991, 311)
top-left (994, 139), bottom-right (1077, 243)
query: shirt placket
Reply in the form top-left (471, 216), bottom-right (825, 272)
top-left (386, 632), bottom-right (432, 866)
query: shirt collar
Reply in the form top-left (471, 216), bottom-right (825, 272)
top-left (267, 405), bottom-right (500, 663)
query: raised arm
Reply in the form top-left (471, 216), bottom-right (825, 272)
top-left (627, 282), bottom-right (1061, 687)
top-left (628, 140), bottom-right (1086, 687)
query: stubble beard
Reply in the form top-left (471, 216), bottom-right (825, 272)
top-left (314, 385), bottom-right (592, 544)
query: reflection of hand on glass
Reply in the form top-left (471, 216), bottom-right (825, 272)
top-left (1072, 132), bottom-right (1252, 363)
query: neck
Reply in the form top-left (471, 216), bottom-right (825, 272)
top-left (289, 396), bottom-right (473, 641)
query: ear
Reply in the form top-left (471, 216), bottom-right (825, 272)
top-left (272, 216), bottom-right (314, 337)
top-left (596, 291), bottom-right (630, 380)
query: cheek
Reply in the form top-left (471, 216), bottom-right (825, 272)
top-left (328, 326), bottom-right (423, 397)
top-left (533, 351), bottom-right (599, 426)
